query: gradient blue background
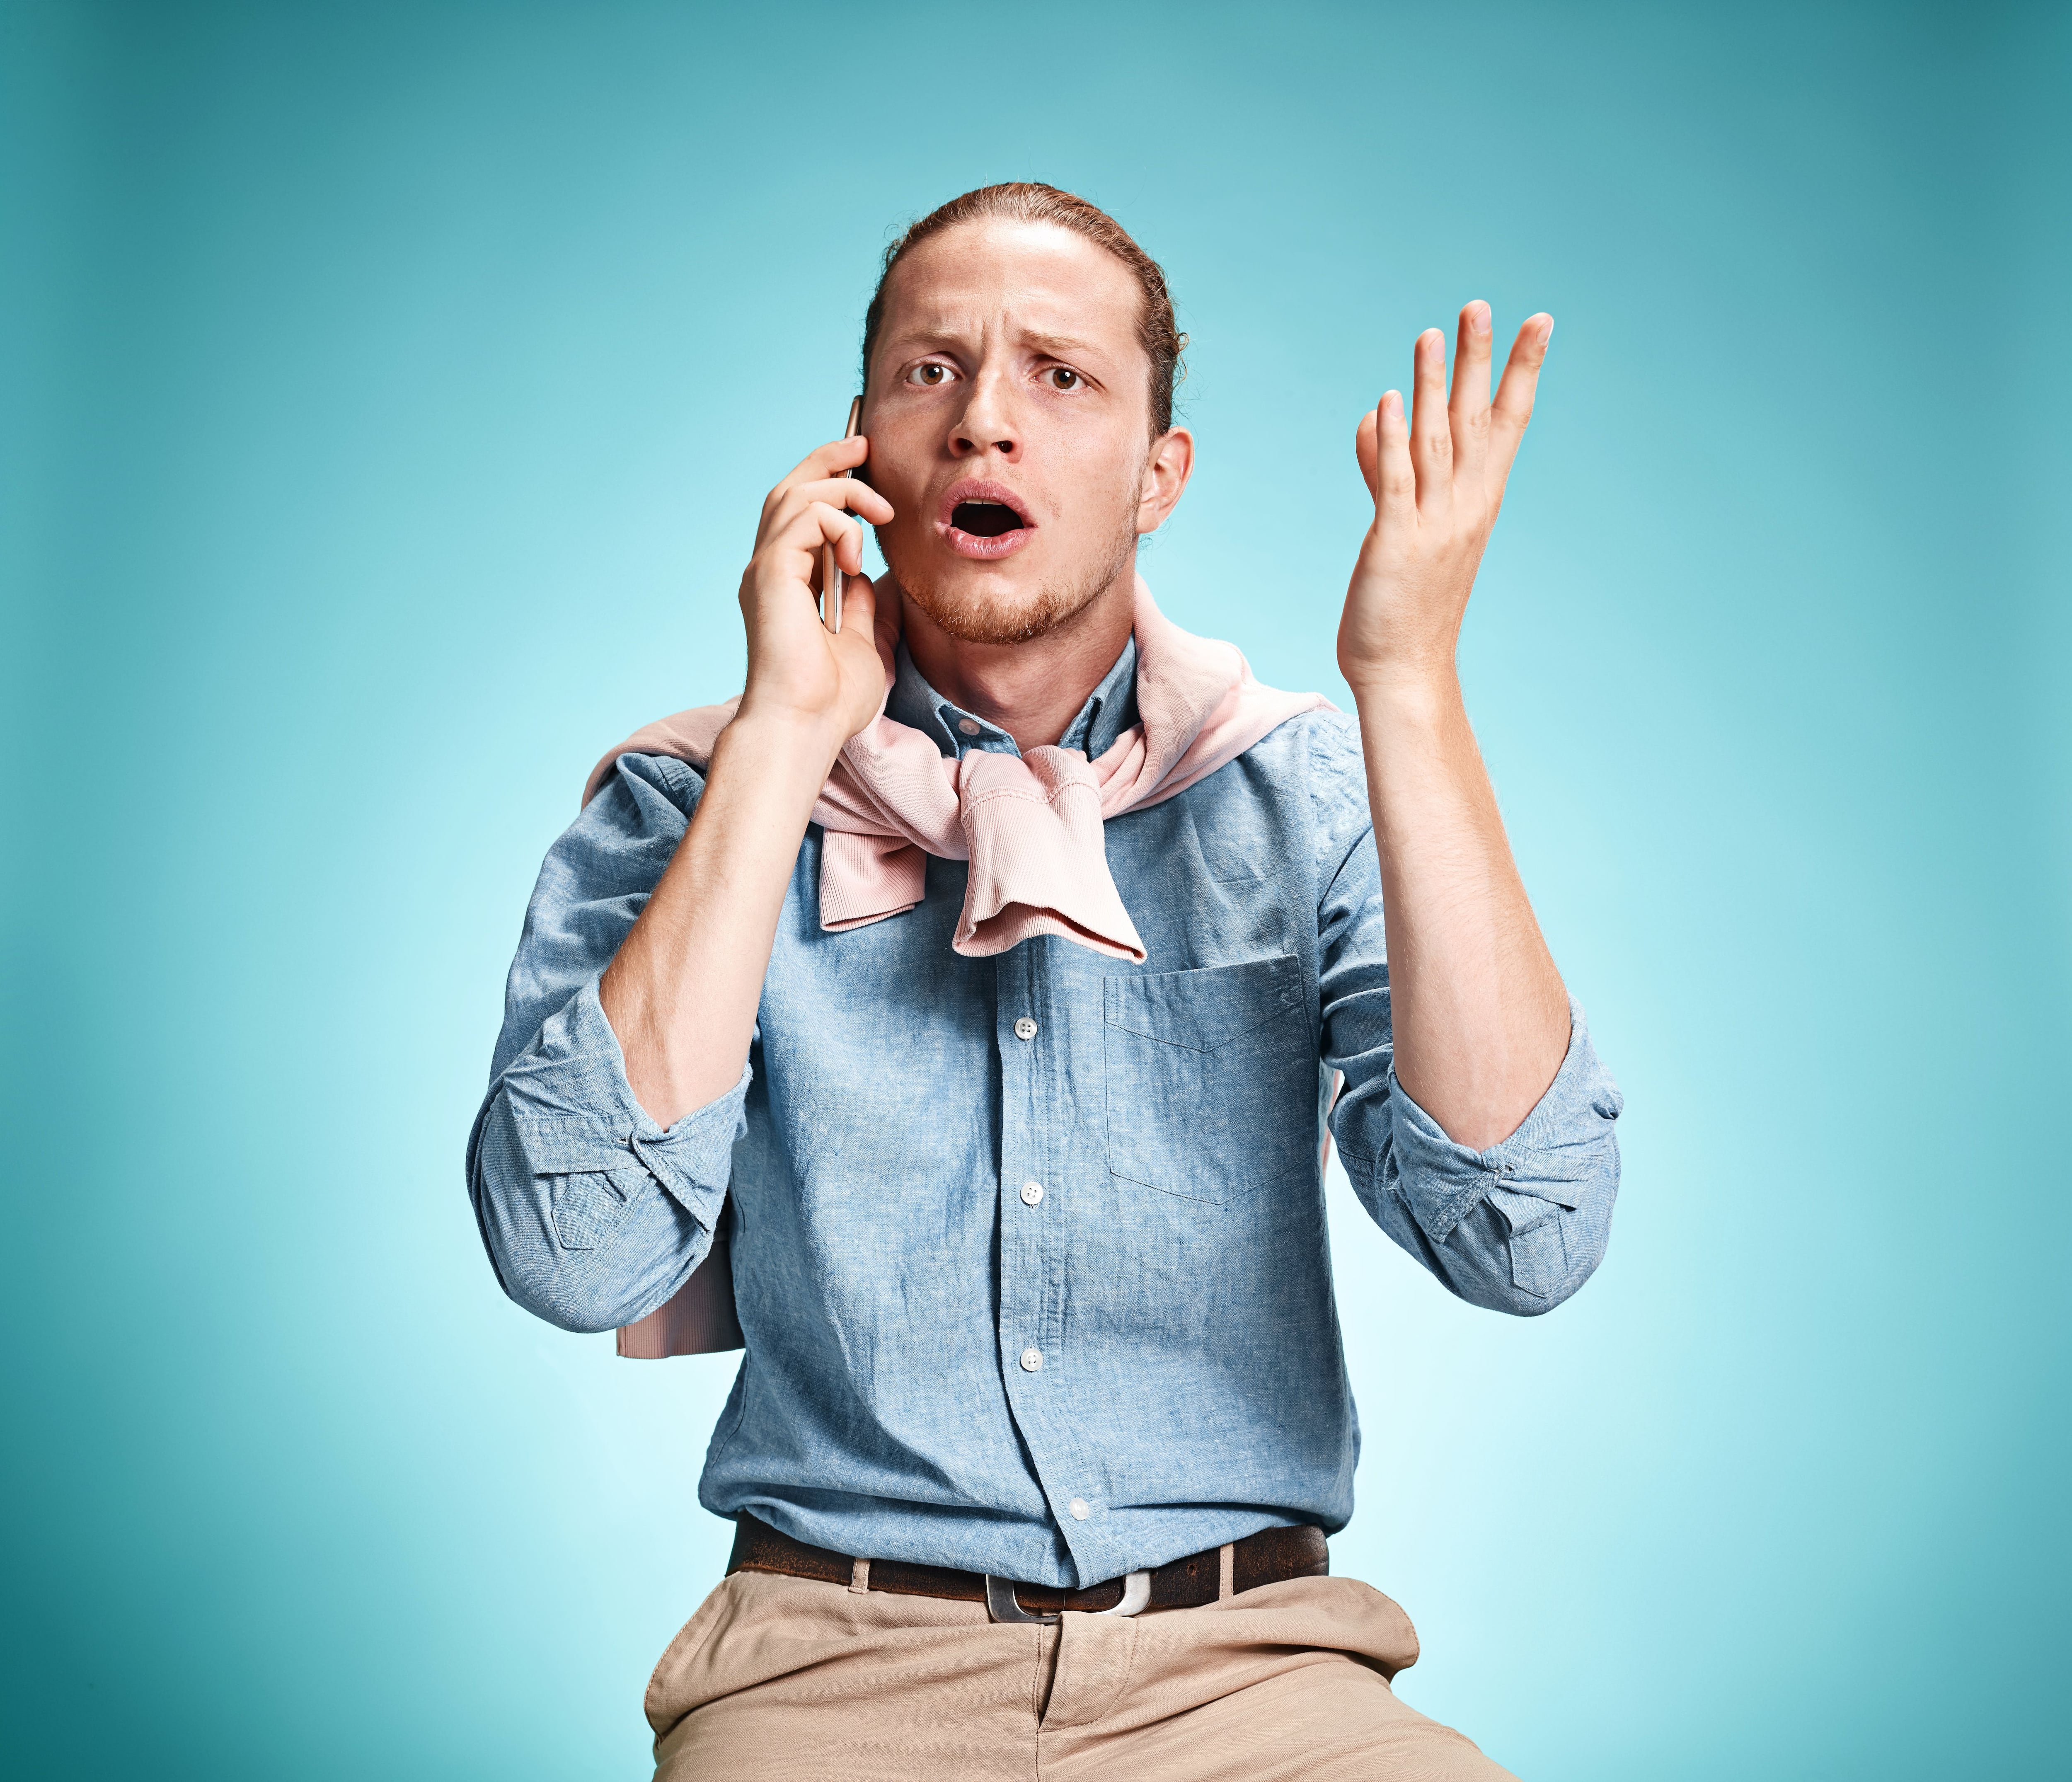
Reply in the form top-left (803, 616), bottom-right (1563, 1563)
top-left (5, 3), bottom-right (2066, 1776)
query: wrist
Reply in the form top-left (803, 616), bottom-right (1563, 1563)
top-left (1347, 665), bottom-right (1464, 726)
top-left (716, 703), bottom-right (849, 783)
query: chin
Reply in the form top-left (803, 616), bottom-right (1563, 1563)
top-left (881, 529), bottom-right (1136, 649)
top-left (901, 572), bottom-right (1089, 646)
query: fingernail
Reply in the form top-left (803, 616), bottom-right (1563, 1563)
top-left (1541, 317), bottom-right (1555, 344)
top-left (1381, 390), bottom-right (1402, 417)
top-left (1472, 301), bottom-right (1491, 332)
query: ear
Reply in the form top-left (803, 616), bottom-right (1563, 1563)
top-left (1135, 427), bottom-right (1195, 535)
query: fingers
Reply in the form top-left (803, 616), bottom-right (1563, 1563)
top-left (790, 433), bottom-right (870, 485)
top-left (1408, 329), bottom-right (1452, 516)
top-left (772, 499), bottom-right (868, 582)
top-left (762, 474), bottom-right (892, 556)
top-left (1449, 301), bottom-right (1494, 482)
top-left (816, 501), bottom-right (870, 577)
top-left (761, 434), bottom-right (874, 525)
top-left (1489, 314), bottom-right (1553, 485)
top-left (792, 474), bottom-right (893, 526)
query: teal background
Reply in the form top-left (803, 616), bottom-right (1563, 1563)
top-left (4, 2), bottom-right (2065, 1776)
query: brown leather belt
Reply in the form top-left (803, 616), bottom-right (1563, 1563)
top-left (727, 1513), bottom-right (1328, 1622)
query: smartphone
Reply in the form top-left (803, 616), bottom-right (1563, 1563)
top-left (823, 396), bottom-right (864, 633)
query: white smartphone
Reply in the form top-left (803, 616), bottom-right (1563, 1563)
top-left (823, 395), bottom-right (864, 633)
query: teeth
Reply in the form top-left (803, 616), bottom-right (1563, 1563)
top-left (951, 495), bottom-right (1025, 537)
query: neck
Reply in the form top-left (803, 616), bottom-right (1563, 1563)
top-left (898, 565), bottom-right (1138, 754)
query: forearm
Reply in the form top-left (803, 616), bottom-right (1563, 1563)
top-left (600, 710), bottom-right (840, 1127)
top-left (1353, 671), bottom-right (1569, 1150)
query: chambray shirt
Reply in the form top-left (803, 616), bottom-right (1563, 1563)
top-left (467, 639), bottom-right (1623, 1588)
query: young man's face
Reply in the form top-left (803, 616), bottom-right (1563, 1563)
top-left (862, 218), bottom-right (1190, 645)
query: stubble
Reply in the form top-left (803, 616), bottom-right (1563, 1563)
top-left (877, 504), bottom-right (1140, 647)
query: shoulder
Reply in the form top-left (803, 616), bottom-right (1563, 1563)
top-left (1238, 707), bottom-right (1366, 820)
top-left (585, 749), bottom-right (707, 828)
top-left (532, 750), bottom-right (704, 905)
top-left (1212, 704), bottom-right (1356, 777)
top-left (1173, 707), bottom-right (1368, 886)
top-left (1295, 707), bottom-right (1364, 782)
top-left (1281, 708), bottom-right (1371, 881)
top-left (1225, 705), bottom-right (1361, 772)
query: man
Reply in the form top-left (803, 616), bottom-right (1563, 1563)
top-left (468, 183), bottom-right (1620, 1780)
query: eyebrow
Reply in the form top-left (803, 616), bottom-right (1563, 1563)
top-left (1017, 331), bottom-right (1102, 360)
top-left (880, 324), bottom-right (1111, 364)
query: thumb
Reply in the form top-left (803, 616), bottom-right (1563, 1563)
top-left (837, 566), bottom-right (878, 641)
top-left (1353, 408), bottom-right (1381, 503)
top-left (837, 570), bottom-right (895, 690)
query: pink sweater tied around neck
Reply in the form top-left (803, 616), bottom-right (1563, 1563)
top-left (582, 576), bottom-right (1331, 966)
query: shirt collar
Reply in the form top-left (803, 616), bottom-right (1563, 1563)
top-left (886, 635), bottom-right (1139, 762)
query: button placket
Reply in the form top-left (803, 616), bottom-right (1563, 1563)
top-left (997, 951), bottom-right (1048, 1409)
top-left (993, 941), bottom-right (1101, 1575)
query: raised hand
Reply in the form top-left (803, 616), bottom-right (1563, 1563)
top-left (1337, 303), bottom-right (1552, 694)
top-left (737, 433), bottom-right (896, 750)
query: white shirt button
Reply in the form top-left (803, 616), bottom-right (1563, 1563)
top-left (1014, 1017), bottom-right (1038, 1041)
top-left (957, 717), bottom-right (982, 736)
top-left (1068, 1499), bottom-right (1090, 1521)
top-left (1020, 1180), bottom-right (1044, 1207)
top-left (1019, 1347), bottom-right (1043, 1373)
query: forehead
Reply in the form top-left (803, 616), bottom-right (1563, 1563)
top-left (875, 218), bottom-right (1143, 361)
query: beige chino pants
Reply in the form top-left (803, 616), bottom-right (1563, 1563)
top-left (646, 1567), bottom-right (1519, 1780)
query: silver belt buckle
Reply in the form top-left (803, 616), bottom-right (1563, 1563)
top-left (985, 1570), bottom-right (1150, 1624)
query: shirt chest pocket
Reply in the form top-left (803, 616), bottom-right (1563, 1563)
top-left (1102, 954), bottom-right (1317, 1205)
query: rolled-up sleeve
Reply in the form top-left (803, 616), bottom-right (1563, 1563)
top-left (1344, 1003), bottom-right (1621, 1313)
top-left (1308, 713), bottom-right (1623, 1315)
top-left (465, 753), bottom-right (748, 1333)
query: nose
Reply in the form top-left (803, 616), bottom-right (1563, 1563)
top-left (950, 369), bottom-right (1019, 462)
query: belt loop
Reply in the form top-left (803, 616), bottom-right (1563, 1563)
top-left (1218, 1543), bottom-right (1234, 1602)
top-left (849, 1557), bottom-right (871, 1594)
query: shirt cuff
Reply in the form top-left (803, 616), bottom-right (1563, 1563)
top-left (1387, 995), bottom-right (1623, 1249)
top-left (494, 975), bottom-right (750, 1222)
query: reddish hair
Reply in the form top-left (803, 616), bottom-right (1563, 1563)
top-left (861, 183), bottom-right (1186, 436)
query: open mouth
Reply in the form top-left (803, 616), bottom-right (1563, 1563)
top-left (939, 482), bottom-right (1035, 559)
top-left (950, 500), bottom-right (1025, 538)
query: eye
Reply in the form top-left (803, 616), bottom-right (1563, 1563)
top-left (905, 361), bottom-right (956, 387)
top-left (1046, 367), bottom-right (1082, 390)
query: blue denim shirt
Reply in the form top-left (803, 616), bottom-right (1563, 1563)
top-left (467, 639), bottom-right (1623, 1588)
